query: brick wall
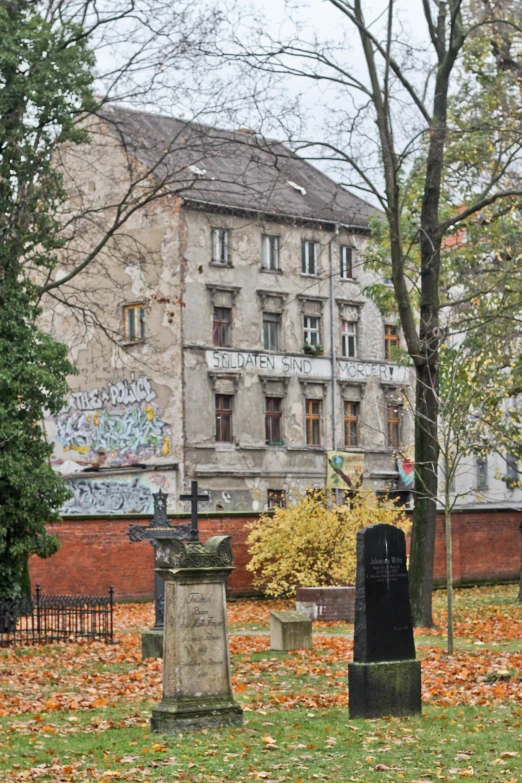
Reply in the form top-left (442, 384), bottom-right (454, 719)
top-left (29, 508), bottom-right (522, 601)
top-left (429, 509), bottom-right (522, 585)
top-left (29, 514), bottom-right (257, 600)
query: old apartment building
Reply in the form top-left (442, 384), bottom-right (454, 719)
top-left (44, 106), bottom-right (413, 515)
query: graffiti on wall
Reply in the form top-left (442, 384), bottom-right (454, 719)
top-left (54, 374), bottom-right (172, 465)
top-left (61, 472), bottom-right (173, 515)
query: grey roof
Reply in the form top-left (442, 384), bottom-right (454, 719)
top-left (100, 105), bottom-right (376, 229)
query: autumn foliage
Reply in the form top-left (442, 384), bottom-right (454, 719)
top-left (246, 489), bottom-right (409, 597)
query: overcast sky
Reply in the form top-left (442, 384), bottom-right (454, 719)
top-left (251, 0), bottom-right (430, 49)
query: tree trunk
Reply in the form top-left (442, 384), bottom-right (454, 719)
top-left (445, 506), bottom-right (454, 654)
top-left (20, 556), bottom-right (31, 598)
top-left (409, 362), bottom-right (439, 627)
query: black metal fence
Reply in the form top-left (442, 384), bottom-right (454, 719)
top-left (0, 585), bottom-right (114, 646)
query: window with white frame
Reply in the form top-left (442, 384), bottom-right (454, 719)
top-left (340, 246), bottom-right (353, 279)
top-left (341, 320), bottom-right (357, 358)
top-left (302, 240), bottom-right (318, 275)
top-left (211, 228), bottom-right (230, 264)
top-left (304, 315), bottom-right (320, 347)
top-left (261, 235), bottom-right (280, 271)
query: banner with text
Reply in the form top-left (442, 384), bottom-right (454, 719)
top-left (326, 451), bottom-right (365, 490)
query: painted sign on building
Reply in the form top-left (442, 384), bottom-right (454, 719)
top-left (206, 350), bottom-right (408, 383)
top-left (53, 374), bottom-right (172, 465)
top-left (326, 451), bottom-right (365, 490)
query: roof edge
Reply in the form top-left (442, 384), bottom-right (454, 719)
top-left (181, 197), bottom-right (372, 233)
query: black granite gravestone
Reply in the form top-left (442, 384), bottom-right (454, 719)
top-left (348, 524), bottom-right (421, 719)
top-left (354, 523), bottom-right (415, 663)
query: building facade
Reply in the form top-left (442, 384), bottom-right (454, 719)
top-left (44, 107), bottom-right (413, 514)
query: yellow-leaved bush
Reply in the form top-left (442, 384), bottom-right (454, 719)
top-left (246, 489), bottom-right (410, 597)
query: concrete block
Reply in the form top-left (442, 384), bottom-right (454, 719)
top-left (142, 630), bottom-right (164, 660)
top-left (348, 659), bottom-right (421, 719)
top-left (270, 610), bottom-right (312, 651)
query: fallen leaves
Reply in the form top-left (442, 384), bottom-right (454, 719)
top-left (5, 597), bottom-right (522, 723)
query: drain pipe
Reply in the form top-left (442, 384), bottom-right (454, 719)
top-left (329, 225), bottom-right (340, 499)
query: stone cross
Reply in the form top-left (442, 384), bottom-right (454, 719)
top-left (179, 480), bottom-right (210, 542)
top-left (128, 490), bottom-right (198, 630)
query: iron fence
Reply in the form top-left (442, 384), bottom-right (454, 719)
top-left (0, 585), bottom-right (114, 646)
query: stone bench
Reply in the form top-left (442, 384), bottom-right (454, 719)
top-left (296, 586), bottom-right (355, 623)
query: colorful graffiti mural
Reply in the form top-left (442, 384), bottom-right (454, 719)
top-left (54, 374), bottom-right (171, 465)
top-left (61, 472), bottom-right (173, 515)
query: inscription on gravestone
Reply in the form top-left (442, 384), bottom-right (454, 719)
top-left (164, 583), bottom-right (229, 699)
top-left (354, 523), bottom-right (415, 663)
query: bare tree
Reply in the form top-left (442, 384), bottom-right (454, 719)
top-left (216, 0), bottom-right (522, 625)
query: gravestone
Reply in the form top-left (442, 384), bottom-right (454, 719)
top-left (348, 524), bottom-right (421, 719)
top-left (150, 493), bottom-right (242, 733)
top-left (270, 610), bottom-right (312, 651)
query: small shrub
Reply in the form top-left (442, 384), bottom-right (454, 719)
top-left (246, 488), bottom-right (409, 597)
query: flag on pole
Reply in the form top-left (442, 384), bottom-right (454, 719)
top-left (397, 457), bottom-right (415, 490)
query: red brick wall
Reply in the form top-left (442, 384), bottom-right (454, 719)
top-left (430, 509), bottom-right (522, 585)
top-left (29, 509), bottom-right (522, 600)
top-left (29, 514), bottom-right (257, 600)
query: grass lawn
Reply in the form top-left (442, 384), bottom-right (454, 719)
top-left (1, 585), bottom-right (521, 782)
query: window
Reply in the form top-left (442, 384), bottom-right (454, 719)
top-left (215, 395), bottom-right (233, 442)
top-left (340, 246), bottom-right (353, 279)
top-left (213, 307), bottom-right (231, 347)
top-left (387, 404), bottom-right (401, 449)
top-left (384, 324), bottom-right (400, 360)
top-left (262, 235), bottom-right (280, 271)
top-left (341, 321), bottom-right (357, 358)
top-left (265, 397), bottom-right (283, 444)
top-left (302, 240), bottom-right (318, 275)
top-left (305, 399), bottom-right (321, 445)
top-left (211, 228), bottom-right (230, 264)
top-left (506, 453), bottom-right (518, 478)
top-left (124, 303), bottom-right (145, 342)
top-left (268, 489), bottom-right (286, 508)
top-left (304, 316), bottom-right (320, 347)
top-left (263, 312), bottom-right (280, 351)
top-left (476, 456), bottom-right (488, 488)
top-left (344, 401), bottom-right (359, 447)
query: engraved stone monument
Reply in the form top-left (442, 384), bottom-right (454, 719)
top-left (348, 524), bottom-right (421, 719)
top-left (150, 484), bottom-right (243, 733)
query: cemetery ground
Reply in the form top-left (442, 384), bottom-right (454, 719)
top-left (1, 586), bottom-right (521, 783)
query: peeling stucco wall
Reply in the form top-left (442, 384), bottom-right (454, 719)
top-left (42, 126), bottom-right (414, 515)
